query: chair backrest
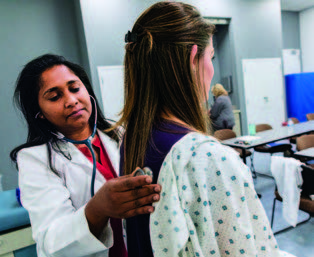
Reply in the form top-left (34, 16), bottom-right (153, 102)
top-left (306, 113), bottom-right (314, 121)
top-left (214, 129), bottom-right (236, 140)
top-left (296, 134), bottom-right (314, 151)
top-left (301, 165), bottom-right (314, 198)
top-left (290, 117), bottom-right (300, 124)
top-left (255, 124), bottom-right (272, 133)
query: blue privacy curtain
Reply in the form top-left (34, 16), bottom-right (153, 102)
top-left (285, 72), bottom-right (314, 122)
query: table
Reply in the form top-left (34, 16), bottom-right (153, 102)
top-left (293, 147), bottom-right (314, 160)
top-left (222, 121), bottom-right (314, 164)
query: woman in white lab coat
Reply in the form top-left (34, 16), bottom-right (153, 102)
top-left (10, 54), bottom-right (161, 257)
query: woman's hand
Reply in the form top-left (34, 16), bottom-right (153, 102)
top-left (85, 168), bottom-right (161, 237)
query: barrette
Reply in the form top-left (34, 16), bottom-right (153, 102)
top-left (125, 30), bottom-right (138, 43)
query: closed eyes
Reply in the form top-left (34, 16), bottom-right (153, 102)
top-left (48, 87), bottom-right (80, 102)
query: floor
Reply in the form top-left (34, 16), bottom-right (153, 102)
top-left (248, 150), bottom-right (314, 257)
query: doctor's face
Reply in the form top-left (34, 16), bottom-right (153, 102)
top-left (38, 65), bottom-right (92, 138)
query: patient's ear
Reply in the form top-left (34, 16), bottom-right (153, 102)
top-left (190, 44), bottom-right (198, 71)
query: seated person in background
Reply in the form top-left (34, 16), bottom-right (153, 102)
top-left (209, 83), bottom-right (235, 131)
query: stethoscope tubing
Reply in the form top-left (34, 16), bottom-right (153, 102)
top-left (61, 96), bottom-right (97, 197)
top-left (54, 97), bottom-right (153, 197)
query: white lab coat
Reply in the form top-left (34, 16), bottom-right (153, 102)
top-left (17, 130), bottom-right (120, 257)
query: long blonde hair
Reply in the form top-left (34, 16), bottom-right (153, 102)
top-left (211, 83), bottom-right (228, 97)
top-left (115, 1), bottom-right (215, 175)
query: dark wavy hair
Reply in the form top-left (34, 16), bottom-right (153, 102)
top-left (10, 54), bottom-right (119, 172)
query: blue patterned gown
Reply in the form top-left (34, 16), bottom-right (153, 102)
top-left (150, 132), bottom-right (295, 257)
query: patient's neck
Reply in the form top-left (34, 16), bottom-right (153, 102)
top-left (160, 112), bottom-right (196, 131)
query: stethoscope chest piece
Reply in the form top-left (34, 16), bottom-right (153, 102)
top-left (134, 167), bottom-right (153, 180)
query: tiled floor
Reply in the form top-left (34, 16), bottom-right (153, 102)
top-left (248, 151), bottom-right (314, 257)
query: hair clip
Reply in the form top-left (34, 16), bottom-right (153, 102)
top-left (125, 30), bottom-right (137, 43)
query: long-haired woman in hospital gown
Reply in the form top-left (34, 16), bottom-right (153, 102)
top-left (116, 1), bottom-right (296, 257)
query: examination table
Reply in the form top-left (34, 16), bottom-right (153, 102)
top-left (0, 189), bottom-right (36, 257)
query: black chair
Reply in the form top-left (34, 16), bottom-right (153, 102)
top-left (253, 124), bottom-right (292, 158)
top-left (271, 164), bottom-right (314, 235)
top-left (288, 117), bottom-right (300, 144)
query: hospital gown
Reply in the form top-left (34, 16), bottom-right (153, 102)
top-left (150, 132), bottom-right (295, 257)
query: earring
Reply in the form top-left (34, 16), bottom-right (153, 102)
top-left (35, 112), bottom-right (44, 119)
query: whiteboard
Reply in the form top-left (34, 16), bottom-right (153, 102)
top-left (282, 49), bottom-right (301, 75)
top-left (97, 65), bottom-right (124, 121)
top-left (242, 58), bottom-right (286, 131)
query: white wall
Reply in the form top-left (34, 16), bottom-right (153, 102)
top-left (281, 11), bottom-right (300, 49)
top-left (79, 0), bottom-right (156, 112)
top-left (0, 0), bottom-right (84, 190)
top-left (79, 0), bottom-right (283, 134)
top-left (300, 7), bottom-right (314, 72)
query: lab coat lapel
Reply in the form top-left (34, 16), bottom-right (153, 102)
top-left (97, 129), bottom-right (120, 177)
top-left (57, 138), bottom-right (107, 185)
top-left (55, 130), bottom-right (119, 181)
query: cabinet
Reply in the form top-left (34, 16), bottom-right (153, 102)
top-left (0, 190), bottom-right (36, 257)
top-left (243, 58), bottom-right (285, 131)
top-left (0, 226), bottom-right (35, 257)
top-left (233, 110), bottom-right (241, 136)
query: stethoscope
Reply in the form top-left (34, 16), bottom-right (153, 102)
top-left (58, 96), bottom-right (98, 197)
top-left (52, 96), bottom-right (153, 197)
